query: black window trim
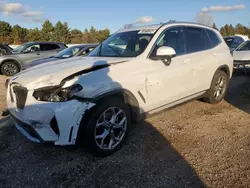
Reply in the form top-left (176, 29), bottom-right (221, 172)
top-left (148, 25), bottom-right (222, 59)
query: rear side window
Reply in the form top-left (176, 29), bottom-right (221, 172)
top-left (40, 44), bottom-right (60, 51)
top-left (206, 29), bottom-right (221, 48)
top-left (185, 27), bottom-right (208, 53)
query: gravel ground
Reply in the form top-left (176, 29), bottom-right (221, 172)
top-left (0, 71), bottom-right (250, 188)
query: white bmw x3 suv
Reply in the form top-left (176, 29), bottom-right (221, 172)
top-left (6, 22), bottom-right (233, 156)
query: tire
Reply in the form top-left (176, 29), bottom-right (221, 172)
top-left (1, 61), bottom-right (20, 76)
top-left (79, 97), bottom-right (131, 156)
top-left (203, 70), bottom-right (229, 104)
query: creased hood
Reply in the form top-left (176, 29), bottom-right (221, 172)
top-left (11, 56), bottom-right (132, 89)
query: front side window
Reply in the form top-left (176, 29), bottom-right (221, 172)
top-left (23, 44), bottom-right (40, 53)
top-left (151, 27), bottom-right (186, 57)
top-left (236, 41), bottom-right (250, 51)
top-left (89, 30), bottom-right (154, 57)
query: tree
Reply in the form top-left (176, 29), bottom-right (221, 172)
top-left (11, 25), bottom-right (27, 44)
top-left (41, 20), bottom-right (54, 41)
top-left (0, 21), bottom-right (12, 43)
top-left (51, 21), bottom-right (71, 43)
top-left (96, 28), bottom-right (110, 42)
top-left (212, 23), bottom-right (218, 30)
top-left (220, 26), bottom-right (227, 37)
top-left (235, 23), bottom-right (248, 35)
top-left (27, 28), bottom-right (42, 42)
top-left (70, 29), bottom-right (83, 44)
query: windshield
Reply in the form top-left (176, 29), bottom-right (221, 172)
top-left (12, 43), bottom-right (31, 53)
top-left (88, 30), bottom-right (154, 57)
top-left (55, 46), bottom-right (83, 58)
top-left (236, 41), bottom-right (250, 51)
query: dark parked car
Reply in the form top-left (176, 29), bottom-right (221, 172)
top-left (0, 44), bottom-right (13, 56)
top-left (224, 35), bottom-right (247, 52)
top-left (0, 42), bottom-right (67, 76)
top-left (24, 43), bottom-right (98, 69)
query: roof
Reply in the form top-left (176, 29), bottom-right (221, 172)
top-left (24, 41), bottom-right (66, 45)
top-left (69, 43), bottom-right (99, 48)
top-left (116, 21), bottom-right (217, 33)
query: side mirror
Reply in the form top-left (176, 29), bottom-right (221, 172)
top-left (156, 46), bottom-right (176, 66)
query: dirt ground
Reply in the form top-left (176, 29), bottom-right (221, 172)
top-left (0, 70), bottom-right (250, 188)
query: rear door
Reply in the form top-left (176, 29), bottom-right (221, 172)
top-left (39, 43), bottom-right (62, 58)
top-left (183, 27), bottom-right (221, 92)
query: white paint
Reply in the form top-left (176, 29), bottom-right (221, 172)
top-left (7, 22), bottom-right (233, 145)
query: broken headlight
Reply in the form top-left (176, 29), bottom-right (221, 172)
top-left (33, 84), bottom-right (83, 102)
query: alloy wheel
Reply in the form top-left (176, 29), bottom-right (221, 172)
top-left (94, 107), bottom-right (127, 150)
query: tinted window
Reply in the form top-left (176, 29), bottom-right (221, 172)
top-left (206, 29), bottom-right (220, 48)
top-left (40, 44), bottom-right (60, 51)
top-left (152, 27), bottom-right (185, 56)
top-left (185, 27), bottom-right (208, 53)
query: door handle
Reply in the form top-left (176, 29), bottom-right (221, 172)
top-left (36, 53), bottom-right (40, 55)
top-left (184, 59), bottom-right (191, 63)
top-left (213, 53), bottom-right (217, 56)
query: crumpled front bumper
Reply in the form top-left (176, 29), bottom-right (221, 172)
top-left (7, 84), bottom-right (95, 145)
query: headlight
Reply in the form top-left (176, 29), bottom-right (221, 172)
top-left (33, 84), bottom-right (83, 102)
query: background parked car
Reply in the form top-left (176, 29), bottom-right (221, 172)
top-left (233, 40), bottom-right (250, 73)
top-left (0, 42), bottom-right (67, 76)
top-left (224, 34), bottom-right (248, 52)
top-left (24, 43), bottom-right (99, 69)
top-left (0, 44), bottom-right (13, 56)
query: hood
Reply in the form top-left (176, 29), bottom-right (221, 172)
top-left (233, 51), bottom-right (250, 61)
top-left (11, 56), bottom-right (132, 89)
top-left (24, 57), bottom-right (61, 69)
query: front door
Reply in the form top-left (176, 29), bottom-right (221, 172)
top-left (140, 26), bottom-right (195, 112)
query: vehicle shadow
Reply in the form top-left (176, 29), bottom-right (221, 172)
top-left (0, 116), bottom-right (205, 188)
top-left (225, 69), bottom-right (250, 114)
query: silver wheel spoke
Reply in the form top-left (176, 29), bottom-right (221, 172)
top-left (96, 129), bottom-right (109, 139)
top-left (108, 138), bottom-right (114, 149)
top-left (94, 106), bottom-right (127, 150)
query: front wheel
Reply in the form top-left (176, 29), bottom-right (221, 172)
top-left (1, 61), bottom-right (20, 76)
top-left (79, 98), bottom-right (131, 156)
top-left (203, 70), bottom-right (229, 104)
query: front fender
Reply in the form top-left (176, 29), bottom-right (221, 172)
top-left (0, 57), bottom-right (22, 70)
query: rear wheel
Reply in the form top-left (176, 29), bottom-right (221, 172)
top-left (203, 70), bottom-right (229, 104)
top-left (79, 98), bottom-right (131, 156)
top-left (1, 61), bottom-right (20, 76)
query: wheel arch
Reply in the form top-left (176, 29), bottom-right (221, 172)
top-left (217, 64), bottom-right (230, 77)
top-left (0, 59), bottom-right (22, 74)
top-left (90, 89), bottom-right (141, 124)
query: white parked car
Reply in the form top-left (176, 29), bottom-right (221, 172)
top-left (233, 40), bottom-right (250, 74)
top-left (6, 21), bottom-right (233, 156)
